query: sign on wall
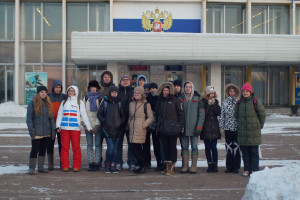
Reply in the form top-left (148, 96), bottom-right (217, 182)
top-left (25, 72), bottom-right (48, 105)
top-left (295, 72), bottom-right (300, 105)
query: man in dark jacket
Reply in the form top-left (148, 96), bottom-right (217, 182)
top-left (116, 75), bottom-right (136, 171)
top-left (173, 80), bottom-right (183, 98)
top-left (47, 80), bottom-right (65, 170)
top-left (100, 71), bottom-right (115, 97)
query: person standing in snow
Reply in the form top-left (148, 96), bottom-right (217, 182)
top-left (235, 82), bottom-right (266, 177)
top-left (56, 85), bottom-right (92, 172)
top-left (26, 86), bottom-right (56, 175)
top-left (83, 80), bottom-right (102, 171)
top-left (219, 84), bottom-right (241, 173)
top-left (47, 80), bottom-right (65, 170)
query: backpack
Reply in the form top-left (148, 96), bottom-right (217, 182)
top-left (237, 98), bottom-right (257, 113)
top-left (103, 100), bottom-right (122, 113)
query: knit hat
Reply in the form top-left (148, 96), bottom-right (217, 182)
top-left (241, 82), bottom-right (253, 94)
top-left (37, 86), bottom-right (48, 94)
top-left (88, 80), bottom-right (100, 90)
top-left (173, 80), bottom-right (182, 87)
top-left (134, 86), bottom-right (145, 95)
top-left (119, 74), bottom-right (130, 83)
top-left (108, 85), bottom-right (119, 94)
top-left (149, 83), bottom-right (158, 89)
top-left (205, 86), bottom-right (216, 95)
top-left (143, 83), bottom-right (150, 89)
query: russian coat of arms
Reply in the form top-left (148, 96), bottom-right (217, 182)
top-left (142, 8), bottom-right (173, 32)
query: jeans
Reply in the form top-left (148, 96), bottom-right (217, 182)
top-left (85, 130), bottom-right (102, 164)
top-left (204, 139), bottom-right (218, 164)
top-left (30, 137), bottom-right (49, 158)
top-left (160, 135), bottom-right (178, 163)
top-left (105, 138), bottom-right (119, 164)
top-left (240, 145), bottom-right (259, 172)
top-left (181, 136), bottom-right (199, 155)
top-left (116, 129), bottom-right (136, 166)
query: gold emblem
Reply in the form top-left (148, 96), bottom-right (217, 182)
top-left (142, 8), bottom-right (173, 32)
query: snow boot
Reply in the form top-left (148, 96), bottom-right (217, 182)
top-left (28, 158), bottom-right (37, 175)
top-left (38, 156), bottom-right (49, 173)
top-left (47, 154), bottom-right (54, 171)
top-left (189, 154), bottom-right (198, 174)
top-left (207, 163), bottom-right (213, 173)
top-left (166, 161), bottom-right (175, 176)
top-left (88, 162), bottom-right (95, 171)
top-left (212, 163), bottom-right (218, 173)
top-left (180, 154), bottom-right (189, 173)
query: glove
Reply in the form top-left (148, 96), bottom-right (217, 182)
top-left (193, 130), bottom-right (202, 137)
top-left (92, 125), bottom-right (100, 133)
top-left (51, 130), bottom-right (56, 140)
top-left (29, 130), bottom-right (35, 140)
top-left (220, 128), bottom-right (225, 138)
top-left (208, 98), bottom-right (215, 105)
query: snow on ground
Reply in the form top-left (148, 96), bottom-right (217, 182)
top-left (0, 102), bottom-right (27, 117)
top-left (242, 164), bottom-right (300, 200)
top-left (0, 165), bottom-right (28, 175)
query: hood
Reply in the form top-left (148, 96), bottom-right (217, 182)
top-left (183, 81), bottom-right (195, 101)
top-left (67, 85), bottom-right (79, 98)
top-left (136, 75), bottom-right (148, 86)
top-left (201, 90), bottom-right (218, 101)
top-left (157, 82), bottom-right (175, 97)
top-left (225, 83), bottom-right (240, 98)
top-left (52, 80), bottom-right (63, 93)
top-left (100, 70), bottom-right (114, 87)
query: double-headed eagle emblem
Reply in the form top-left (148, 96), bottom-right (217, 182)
top-left (142, 8), bottom-right (173, 32)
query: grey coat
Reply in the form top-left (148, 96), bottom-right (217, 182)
top-left (26, 100), bottom-right (56, 137)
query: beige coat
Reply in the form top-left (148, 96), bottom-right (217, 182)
top-left (83, 98), bottom-right (101, 128)
top-left (128, 96), bottom-right (153, 143)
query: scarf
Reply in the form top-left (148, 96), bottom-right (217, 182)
top-left (87, 92), bottom-right (101, 112)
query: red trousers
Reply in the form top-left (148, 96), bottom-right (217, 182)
top-left (60, 130), bottom-right (81, 170)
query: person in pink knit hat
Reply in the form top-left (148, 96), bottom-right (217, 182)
top-left (235, 82), bottom-right (266, 177)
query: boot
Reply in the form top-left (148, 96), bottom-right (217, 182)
top-left (38, 156), bottom-right (49, 173)
top-left (155, 161), bottom-right (162, 171)
top-left (166, 161), bottom-right (175, 176)
top-left (160, 161), bottom-right (167, 174)
top-left (87, 162), bottom-right (95, 171)
top-left (207, 163), bottom-right (213, 173)
top-left (28, 158), bottom-right (37, 175)
top-left (180, 154), bottom-right (189, 173)
top-left (189, 154), bottom-right (198, 174)
top-left (47, 154), bottom-right (54, 171)
top-left (212, 163), bottom-right (218, 173)
top-left (94, 163), bottom-right (100, 171)
top-left (110, 162), bottom-right (119, 174)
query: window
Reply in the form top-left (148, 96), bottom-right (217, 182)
top-left (0, 2), bottom-right (14, 40)
top-left (296, 6), bottom-right (300, 35)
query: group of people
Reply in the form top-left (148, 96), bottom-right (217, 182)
top-left (26, 70), bottom-right (266, 177)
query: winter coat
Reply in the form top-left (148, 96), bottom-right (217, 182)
top-left (234, 93), bottom-right (266, 146)
top-left (118, 84), bottom-right (134, 127)
top-left (97, 96), bottom-right (123, 138)
top-left (26, 100), bottom-right (56, 137)
top-left (128, 96), bottom-right (154, 143)
top-left (48, 80), bottom-right (65, 122)
top-left (83, 96), bottom-right (101, 128)
top-left (56, 86), bottom-right (92, 131)
top-left (99, 71), bottom-right (115, 97)
top-left (179, 82), bottom-right (205, 137)
top-left (155, 82), bottom-right (185, 135)
top-left (201, 92), bottom-right (221, 140)
top-left (219, 84), bottom-right (240, 131)
top-left (146, 94), bottom-right (158, 132)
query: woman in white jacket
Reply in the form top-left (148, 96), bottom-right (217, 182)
top-left (56, 85), bottom-right (92, 172)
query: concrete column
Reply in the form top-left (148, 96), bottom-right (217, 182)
top-left (14, 0), bottom-right (20, 104)
top-left (291, 1), bottom-right (296, 35)
top-left (62, 0), bottom-right (66, 93)
top-left (107, 62), bottom-right (119, 84)
top-left (110, 0), bottom-right (113, 32)
top-left (247, 0), bottom-right (252, 34)
top-left (290, 66), bottom-right (295, 106)
top-left (201, 0), bottom-right (206, 33)
top-left (246, 65), bottom-right (252, 84)
top-left (207, 63), bottom-right (222, 101)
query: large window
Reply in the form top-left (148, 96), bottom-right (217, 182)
top-left (0, 65), bottom-right (14, 103)
top-left (221, 66), bottom-right (246, 99)
top-left (252, 5), bottom-right (289, 34)
top-left (297, 6), bottom-right (300, 35)
top-left (0, 2), bottom-right (14, 40)
top-left (207, 4), bottom-right (246, 33)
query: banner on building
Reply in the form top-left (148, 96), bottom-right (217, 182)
top-left (25, 72), bottom-right (48, 105)
top-left (295, 72), bottom-right (300, 105)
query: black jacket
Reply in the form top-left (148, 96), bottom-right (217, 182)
top-left (146, 94), bottom-right (158, 111)
top-left (97, 97), bottom-right (124, 138)
top-left (201, 98), bottom-right (221, 140)
top-left (118, 84), bottom-right (134, 127)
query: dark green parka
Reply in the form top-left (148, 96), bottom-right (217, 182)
top-left (234, 94), bottom-right (266, 146)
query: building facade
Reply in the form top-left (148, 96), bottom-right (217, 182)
top-left (1, 0), bottom-right (300, 105)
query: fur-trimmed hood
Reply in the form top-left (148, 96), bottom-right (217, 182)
top-left (225, 83), bottom-right (240, 98)
top-left (157, 82), bottom-right (175, 97)
top-left (201, 90), bottom-right (218, 101)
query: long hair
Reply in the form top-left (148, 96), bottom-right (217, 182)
top-left (33, 94), bottom-right (53, 117)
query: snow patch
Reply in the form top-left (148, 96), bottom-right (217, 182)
top-left (0, 102), bottom-right (27, 117)
top-left (0, 165), bottom-right (28, 175)
top-left (242, 164), bottom-right (300, 200)
top-left (268, 114), bottom-right (295, 119)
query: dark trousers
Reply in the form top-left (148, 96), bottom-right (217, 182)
top-left (160, 134), bottom-right (177, 163)
top-left (30, 137), bottom-right (49, 158)
top-left (143, 130), bottom-right (162, 165)
top-left (225, 130), bottom-right (241, 170)
top-left (46, 131), bottom-right (61, 157)
top-left (204, 139), bottom-right (218, 164)
top-left (240, 145), bottom-right (259, 172)
top-left (130, 143), bottom-right (146, 168)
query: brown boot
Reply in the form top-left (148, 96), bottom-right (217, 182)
top-left (189, 154), bottom-right (198, 174)
top-left (180, 154), bottom-right (189, 173)
top-left (166, 161), bottom-right (176, 176)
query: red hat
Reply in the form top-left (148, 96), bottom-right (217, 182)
top-left (241, 82), bottom-right (253, 94)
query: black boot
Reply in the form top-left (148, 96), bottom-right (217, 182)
top-left (212, 163), bottom-right (218, 173)
top-left (207, 163), bottom-right (213, 173)
top-left (94, 163), bottom-right (100, 171)
top-left (134, 166), bottom-right (146, 174)
top-left (88, 163), bottom-right (95, 171)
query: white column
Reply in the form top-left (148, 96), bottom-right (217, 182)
top-left (62, 0), bottom-right (66, 93)
top-left (107, 62), bottom-right (119, 84)
top-left (201, 0), bottom-right (206, 33)
top-left (291, 1), bottom-right (296, 35)
top-left (207, 63), bottom-right (222, 101)
top-left (14, 0), bottom-right (20, 104)
top-left (247, 0), bottom-right (252, 34)
top-left (110, 0), bottom-right (113, 32)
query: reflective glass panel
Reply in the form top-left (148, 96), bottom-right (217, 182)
top-left (297, 6), bottom-right (300, 35)
top-left (252, 6), bottom-right (268, 34)
top-left (20, 42), bottom-right (41, 63)
top-left (21, 3), bottom-right (41, 40)
top-left (0, 2), bottom-right (14, 40)
top-left (67, 3), bottom-right (87, 40)
top-left (43, 3), bottom-right (62, 40)
top-left (251, 67), bottom-right (268, 105)
top-left (0, 66), bottom-right (5, 103)
top-left (0, 42), bottom-right (14, 63)
top-left (43, 42), bottom-right (62, 63)
top-left (206, 5), bottom-right (224, 33)
top-left (89, 3), bottom-right (110, 32)
top-left (225, 5), bottom-right (245, 34)
top-left (44, 65), bottom-right (62, 92)
top-left (269, 6), bottom-right (289, 34)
